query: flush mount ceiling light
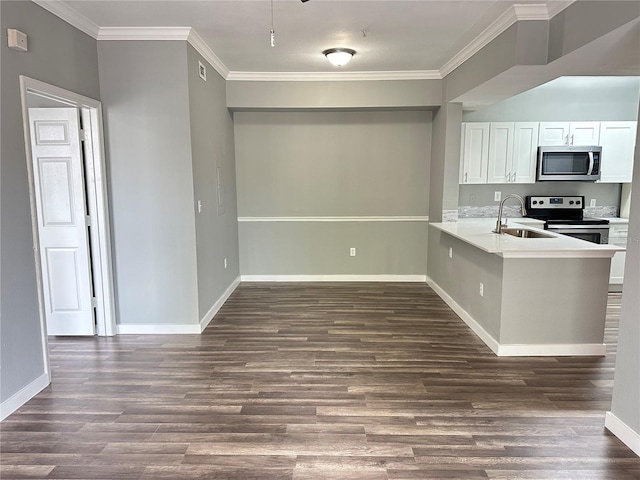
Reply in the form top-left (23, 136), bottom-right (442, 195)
top-left (323, 48), bottom-right (356, 67)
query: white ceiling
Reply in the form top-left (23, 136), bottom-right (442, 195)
top-left (35, 0), bottom-right (570, 76)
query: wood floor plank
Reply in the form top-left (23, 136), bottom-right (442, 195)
top-left (0, 284), bottom-right (637, 479)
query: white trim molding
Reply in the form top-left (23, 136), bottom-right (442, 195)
top-left (0, 373), bottom-right (50, 421)
top-left (497, 343), bottom-right (606, 357)
top-left (31, 1), bottom-right (575, 83)
top-left (238, 216), bottom-right (429, 223)
top-left (117, 323), bottom-right (202, 335)
top-left (605, 412), bottom-right (640, 457)
top-left (241, 275), bottom-right (427, 283)
top-left (427, 277), bottom-right (606, 357)
top-left (97, 26), bottom-right (191, 41)
top-left (199, 276), bottom-right (241, 332)
top-left (439, 2), bottom-right (573, 77)
top-left (226, 71), bottom-right (441, 82)
top-left (426, 278), bottom-right (500, 355)
top-left (32, 0), bottom-right (101, 38)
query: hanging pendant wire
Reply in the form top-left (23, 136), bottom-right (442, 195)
top-left (270, 0), bottom-right (275, 47)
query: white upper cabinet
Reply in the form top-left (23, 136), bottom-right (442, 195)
top-left (512, 122), bottom-right (539, 183)
top-left (538, 121), bottom-right (600, 146)
top-left (538, 122), bottom-right (570, 146)
top-left (460, 123), bottom-right (489, 184)
top-left (463, 122), bottom-right (538, 185)
top-left (570, 122), bottom-right (600, 145)
top-left (487, 123), bottom-right (513, 183)
top-left (599, 121), bottom-right (637, 183)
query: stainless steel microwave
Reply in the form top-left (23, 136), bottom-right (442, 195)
top-left (537, 146), bottom-right (602, 181)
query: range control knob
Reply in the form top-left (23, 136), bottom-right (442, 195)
top-left (576, 200), bottom-right (581, 205)
top-left (539, 200), bottom-right (545, 205)
top-left (569, 201), bottom-right (574, 205)
top-left (533, 200), bottom-right (538, 205)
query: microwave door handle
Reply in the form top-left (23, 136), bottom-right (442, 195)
top-left (587, 151), bottom-right (594, 175)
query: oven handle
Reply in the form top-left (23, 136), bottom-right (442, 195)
top-left (547, 224), bottom-right (610, 230)
top-left (587, 151), bottom-right (595, 175)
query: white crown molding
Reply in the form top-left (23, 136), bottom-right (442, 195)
top-left (512, 4), bottom-right (551, 21)
top-left (440, 3), bottom-right (568, 78)
top-left (226, 71), bottom-right (442, 82)
top-left (546, 0), bottom-right (576, 18)
top-left (33, 1), bottom-right (576, 83)
top-left (32, 0), bottom-right (100, 38)
top-left (97, 27), bottom-right (230, 79)
top-left (97, 26), bottom-right (191, 41)
top-left (186, 29), bottom-right (230, 80)
top-left (440, 6), bottom-right (520, 77)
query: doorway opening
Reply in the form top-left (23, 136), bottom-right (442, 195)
top-left (20, 76), bottom-right (116, 348)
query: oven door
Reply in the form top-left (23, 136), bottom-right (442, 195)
top-left (547, 225), bottom-right (610, 244)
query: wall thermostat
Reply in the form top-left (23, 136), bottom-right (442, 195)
top-left (7, 29), bottom-right (28, 51)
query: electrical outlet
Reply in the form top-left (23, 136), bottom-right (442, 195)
top-left (224, 258), bottom-right (227, 269)
top-left (350, 247), bottom-right (356, 257)
top-left (494, 191), bottom-right (501, 202)
top-left (479, 283), bottom-right (484, 297)
top-left (590, 199), bottom-right (597, 207)
top-left (448, 247), bottom-right (453, 259)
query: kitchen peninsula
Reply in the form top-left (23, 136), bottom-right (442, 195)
top-left (428, 220), bottom-right (621, 356)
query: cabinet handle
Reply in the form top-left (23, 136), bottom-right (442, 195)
top-left (564, 135), bottom-right (569, 145)
top-left (571, 134), bottom-right (574, 145)
top-left (464, 172), bottom-right (468, 183)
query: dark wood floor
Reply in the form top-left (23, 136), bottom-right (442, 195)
top-left (1, 283), bottom-right (638, 479)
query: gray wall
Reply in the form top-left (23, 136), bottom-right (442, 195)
top-left (463, 77), bottom-right (640, 122)
top-left (98, 41), bottom-right (199, 326)
top-left (610, 111), bottom-right (640, 441)
top-left (186, 45), bottom-right (240, 319)
top-left (234, 110), bottom-right (431, 275)
top-left (0, 1), bottom-right (100, 402)
top-left (227, 79), bottom-right (442, 110)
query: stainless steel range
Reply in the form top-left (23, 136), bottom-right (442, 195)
top-left (525, 195), bottom-right (610, 244)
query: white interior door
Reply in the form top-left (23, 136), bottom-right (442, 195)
top-left (28, 108), bottom-right (95, 336)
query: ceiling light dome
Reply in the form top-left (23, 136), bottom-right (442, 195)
top-left (323, 48), bottom-right (356, 67)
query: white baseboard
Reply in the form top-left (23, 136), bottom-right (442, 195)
top-left (426, 277), bottom-right (500, 355)
top-left (497, 343), bottom-right (606, 356)
top-left (0, 372), bottom-right (50, 421)
top-left (199, 276), bottom-right (241, 332)
top-left (240, 274), bottom-right (427, 282)
top-left (117, 323), bottom-right (201, 334)
top-left (116, 276), bottom-right (241, 335)
top-left (605, 411), bottom-right (640, 457)
top-left (426, 277), bottom-right (605, 357)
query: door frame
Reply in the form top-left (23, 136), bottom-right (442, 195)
top-left (20, 76), bottom-right (116, 347)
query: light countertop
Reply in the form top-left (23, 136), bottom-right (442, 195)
top-left (431, 219), bottom-right (622, 259)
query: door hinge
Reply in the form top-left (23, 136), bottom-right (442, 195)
top-left (86, 215), bottom-right (92, 227)
top-left (79, 129), bottom-right (86, 141)
top-left (91, 297), bottom-right (97, 308)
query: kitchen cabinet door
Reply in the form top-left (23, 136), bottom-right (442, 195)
top-left (570, 122), bottom-right (600, 145)
top-left (538, 122), bottom-right (570, 146)
top-left (487, 122), bottom-right (513, 183)
top-left (460, 122), bottom-right (489, 184)
top-left (512, 122), bottom-right (539, 183)
top-left (599, 121), bottom-right (637, 183)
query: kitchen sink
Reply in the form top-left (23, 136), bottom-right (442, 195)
top-left (501, 228), bottom-right (555, 239)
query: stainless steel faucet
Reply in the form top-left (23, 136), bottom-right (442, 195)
top-left (493, 194), bottom-right (527, 234)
